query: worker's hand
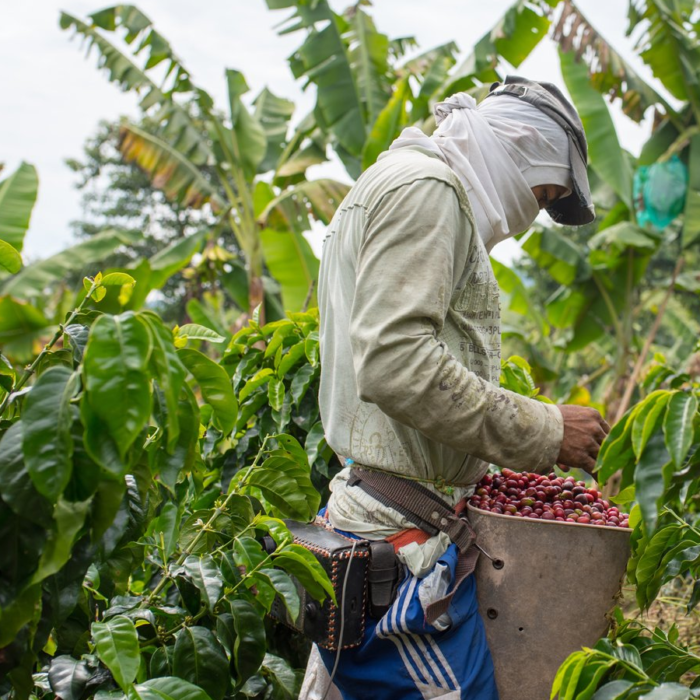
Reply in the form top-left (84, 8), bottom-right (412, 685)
top-left (556, 405), bottom-right (610, 475)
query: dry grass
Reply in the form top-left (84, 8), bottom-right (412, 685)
top-left (621, 577), bottom-right (700, 650)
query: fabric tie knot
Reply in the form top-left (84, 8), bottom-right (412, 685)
top-left (434, 93), bottom-right (478, 125)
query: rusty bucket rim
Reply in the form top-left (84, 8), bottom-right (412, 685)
top-left (466, 503), bottom-right (632, 536)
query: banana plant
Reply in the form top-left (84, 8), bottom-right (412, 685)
top-left (496, 0), bottom-right (700, 424)
top-left (266, 0), bottom-right (563, 175)
top-left (0, 228), bottom-right (210, 364)
top-left (551, 0), bottom-right (700, 248)
top-left (0, 161), bottom-right (37, 275)
top-left (61, 5), bottom-right (350, 320)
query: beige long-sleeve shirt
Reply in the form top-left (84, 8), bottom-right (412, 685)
top-left (318, 146), bottom-right (563, 548)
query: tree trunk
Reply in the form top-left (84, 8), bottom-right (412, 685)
top-left (248, 274), bottom-right (265, 325)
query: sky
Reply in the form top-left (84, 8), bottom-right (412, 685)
top-left (1, 0), bottom-right (661, 265)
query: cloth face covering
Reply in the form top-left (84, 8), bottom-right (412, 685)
top-left (388, 93), bottom-right (573, 251)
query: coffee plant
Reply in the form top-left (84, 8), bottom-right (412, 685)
top-left (221, 308), bottom-right (341, 501)
top-left (0, 274), bottom-right (334, 700)
top-left (552, 354), bottom-right (700, 699)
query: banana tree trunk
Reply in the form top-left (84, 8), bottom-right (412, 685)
top-left (246, 235), bottom-right (265, 325)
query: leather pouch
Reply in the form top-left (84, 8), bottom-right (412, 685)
top-left (268, 518), bottom-right (371, 651)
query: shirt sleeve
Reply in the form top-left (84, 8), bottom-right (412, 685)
top-left (349, 177), bottom-right (563, 473)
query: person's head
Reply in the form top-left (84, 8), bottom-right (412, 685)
top-left (476, 94), bottom-right (575, 218)
top-left (479, 76), bottom-right (595, 227)
top-left (388, 76), bottom-right (593, 249)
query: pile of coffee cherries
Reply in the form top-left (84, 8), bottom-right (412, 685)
top-left (469, 469), bottom-right (629, 528)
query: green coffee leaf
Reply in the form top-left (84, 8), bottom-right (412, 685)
top-left (641, 683), bottom-right (692, 700)
top-left (243, 453), bottom-right (320, 521)
top-left (291, 364), bottom-right (316, 406)
top-left (272, 544), bottom-right (334, 603)
top-left (230, 599), bottom-right (266, 685)
top-left (128, 677), bottom-right (213, 700)
top-left (233, 536), bottom-right (268, 572)
top-left (558, 653), bottom-right (586, 700)
top-left (80, 396), bottom-right (125, 476)
top-left (304, 422), bottom-right (327, 466)
top-left (149, 503), bottom-right (179, 559)
top-left (634, 524), bottom-right (681, 607)
top-left (267, 377), bottom-right (285, 412)
top-left (663, 391), bottom-right (698, 468)
top-left (227, 493), bottom-right (255, 535)
top-left (254, 515), bottom-right (293, 546)
top-left (258, 568), bottom-right (300, 621)
top-left (287, 311), bottom-right (317, 324)
top-left (635, 430), bottom-right (672, 534)
top-left (239, 368), bottom-right (274, 402)
top-left (0, 584), bottom-right (41, 647)
top-left (172, 626), bottom-right (229, 700)
top-left (246, 572), bottom-right (276, 612)
top-left (100, 272), bottom-right (136, 287)
top-left (83, 312), bottom-right (153, 458)
top-left (153, 384), bottom-right (200, 492)
top-left (596, 409), bottom-right (634, 483)
top-left (213, 613), bottom-right (235, 656)
top-left (64, 324), bottom-right (90, 364)
top-left (632, 392), bottom-right (670, 459)
top-left (220, 552), bottom-right (243, 587)
top-left (277, 342), bottom-right (305, 376)
top-left (304, 333), bottom-right (319, 367)
top-left (687, 580), bottom-right (700, 614)
top-left (91, 479), bottom-right (127, 546)
top-left (23, 366), bottom-right (78, 501)
top-left (178, 348), bottom-right (237, 436)
top-left (48, 656), bottom-right (92, 700)
top-left (176, 324), bottom-right (226, 344)
top-left (263, 323), bottom-right (295, 359)
top-left (573, 658), bottom-right (614, 700)
top-left (590, 680), bottom-right (633, 700)
top-left (91, 615), bottom-right (140, 691)
top-left (261, 654), bottom-right (298, 697)
top-left (0, 353), bottom-right (14, 392)
top-left (183, 555), bottom-right (223, 611)
top-left (271, 391), bottom-right (292, 432)
top-left (141, 312), bottom-right (188, 450)
top-left (275, 433), bottom-right (309, 466)
top-left (0, 421), bottom-right (52, 526)
top-left (261, 319), bottom-right (293, 337)
top-left (148, 647), bottom-right (173, 679)
top-left (31, 496), bottom-right (91, 584)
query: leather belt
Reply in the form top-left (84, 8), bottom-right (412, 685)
top-left (348, 467), bottom-right (480, 624)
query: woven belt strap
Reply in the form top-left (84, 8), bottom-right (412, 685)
top-left (348, 467), bottom-right (480, 624)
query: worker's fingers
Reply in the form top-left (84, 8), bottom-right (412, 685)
top-left (583, 455), bottom-right (597, 475)
top-left (593, 425), bottom-right (607, 444)
top-left (557, 462), bottom-right (570, 473)
top-left (587, 437), bottom-right (602, 459)
top-left (599, 417), bottom-right (611, 435)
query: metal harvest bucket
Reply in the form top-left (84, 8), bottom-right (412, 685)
top-left (467, 504), bottom-right (631, 700)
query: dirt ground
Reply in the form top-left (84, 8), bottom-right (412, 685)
top-left (620, 577), bottom-right (700, 669)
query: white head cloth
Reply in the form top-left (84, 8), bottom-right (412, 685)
top-left (387, 93), bottom-right (573, 250)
